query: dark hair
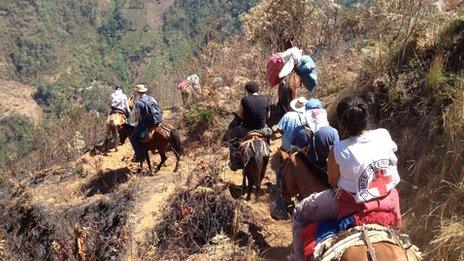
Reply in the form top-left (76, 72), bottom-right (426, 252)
top-left (336, 96), bottom-right (368, 137)
top-left (245, 81), bottom-right (259, 94)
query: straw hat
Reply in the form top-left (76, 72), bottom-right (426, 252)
top-left (290, 97), bottom-right (308, 113)
top-left (134, 84), bottom-right (148, 93)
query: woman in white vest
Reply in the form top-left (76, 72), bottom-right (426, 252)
top-left (289, 96), bottom-right (402, 261)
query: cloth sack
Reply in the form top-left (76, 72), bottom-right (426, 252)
top-left (266, 53), bottom-right (285, 87)
top-left (298, 55), bottom-right (318, 92)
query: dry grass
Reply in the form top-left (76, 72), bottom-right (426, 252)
top-left (352, 14), bottom-right (464, 259)
top-left (430, 218), bottom-right (464, 260)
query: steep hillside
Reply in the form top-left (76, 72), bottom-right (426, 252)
top-left (1, 0), bottom-right (464, 260)
top-left (0, 0), bottom-right (259, 168)
top-left (0, 108), bottom-right (293, 260)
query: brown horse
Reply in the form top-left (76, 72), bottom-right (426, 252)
top-left (240, 134), bottom-right (270, 200)
top-left (277, 71), bottom-right (302, 113)
top-left (280, 151), bottom-right (420, 261)
top-left (120, 123), bottom-right (183, 174)
top-left (103, 112), bottom-right (127, 153)
top-left (101, 97), bottom-right (136, 153)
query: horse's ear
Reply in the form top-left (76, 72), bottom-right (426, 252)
top-left (280, 149), bottom-right (290, 161)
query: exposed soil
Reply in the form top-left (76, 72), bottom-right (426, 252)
top-left (0, 108), bottom-right (293, 260)
top-left (0, 79), bottom-right (42, 123)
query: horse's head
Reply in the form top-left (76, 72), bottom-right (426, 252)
top-left (119, 123), bottom-right (135, 144)
top-left (280, 156), bottom-right (300, 201)
top-left (229, 112), bottom-right (242, 129)
top-left (280, 152), bottom-right (328, 201)
top-left (222, 112), bottom-right (243, 144)
top-left (128, 96), bottom-right (135, 111)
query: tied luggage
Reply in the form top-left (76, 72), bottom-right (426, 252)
top-left (298, 55), bottom-right (318, 92)
top-left (177, 79), bottom-right (189, 90)
top-left (266, 53), bottom-right (285, 87)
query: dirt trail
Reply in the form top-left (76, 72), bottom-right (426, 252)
top-left (88, 108), bottom-right (293, 259)
top-left (18, 108), bottom-right (292, 260)
top-left (221, 136), bottom-right (292, 260)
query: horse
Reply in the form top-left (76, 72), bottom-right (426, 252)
top-left (180, 83), bottom-right (201, 105)
top-left (277, 70), bottom-right (302, 113)
top-left (103, 111), bottom-right (127, 153)
top-left (101, 97), bottom-right (136, 153)
top-left (225, 113), bottom-right (270, 200)
top-left (279, 151), bottom-right (420, 261)
top-left (240, 133), bottom-right (270, 200)
top-left (120, 122), bottom-right (183, 174)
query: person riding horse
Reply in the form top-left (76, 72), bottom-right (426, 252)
top-left (109, 85), bottom-right (131, 123)
top-left (292, 99), bottom-right (339, 170)
top-left (228, 81), bottom-right (272, 171)
top-left (271, 99), bottom-right (339, 220)
top-left (130, 84), bottom-right (163, 163)
top-left (271, 97), bottom-right (308, 219)
top-left (289, 96), bottom-right (402, 261)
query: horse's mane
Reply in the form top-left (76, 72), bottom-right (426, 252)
top-left (295, 151), bottom-right (331, 188)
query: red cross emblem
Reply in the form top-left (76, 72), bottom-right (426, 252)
top-left (368, 169), bottom-right (392, 196)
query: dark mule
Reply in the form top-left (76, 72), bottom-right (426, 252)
top-left (120, 123), bottom-right (183, 174)
top-left (224, 113), bottom-right (270, 200)
top-left (280, 151), bottom-right (420, 260)
top-left (240, 134), bottom-right (270, 200)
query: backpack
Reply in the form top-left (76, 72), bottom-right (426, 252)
top-left (140, 99), bottom-right (163, 126)
top-left (266, 53), bottom-right (285, 87)
top-left (298, 55), bottom-right (318, 92)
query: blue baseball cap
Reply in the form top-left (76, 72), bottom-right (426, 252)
top-left (305, 98), bottom-right (322, 110)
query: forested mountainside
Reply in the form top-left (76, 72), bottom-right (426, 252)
top-left (0, 0), bottom-right (258, 166)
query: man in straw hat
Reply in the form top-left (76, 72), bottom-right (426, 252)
top-left (130, 84), bottom-right (163, 162)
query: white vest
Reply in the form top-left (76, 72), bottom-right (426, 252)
top-left (110, 89), bottom-right (130, 112)
top-left (334, 128), bottom-right (400, 203)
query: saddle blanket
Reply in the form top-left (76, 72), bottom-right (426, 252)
top-left (302, 211), bottom-right (398, 259)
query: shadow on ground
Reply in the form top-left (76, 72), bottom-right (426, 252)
top-left (228, 181), bottom-right (275, 200)
top-left (82, 167), bottom-right (131, 197)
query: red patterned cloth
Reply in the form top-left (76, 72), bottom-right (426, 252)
top-left (302, 211), bottom-right (399, 260)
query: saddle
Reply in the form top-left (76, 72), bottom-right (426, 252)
top-left (140, 123), bottom-right (171, 143)
top-left (242, 131), bottom-right (264, 142)
top-left (110, 108), bottom-right (127, 121)
top-left (312, 224), bottom-right (422, 261)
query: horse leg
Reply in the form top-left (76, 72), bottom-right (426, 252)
top-left (155, 150), bottom-right (167, 173)
top-left (255, 158), bottom-right (268, 201)
top-left (246, 170), bottom-right (253, 201)
top-left (144, 147), bottom-right (152, 175)
top-left (173, 151), bottom-right (180, 172)
top-left (241, 171), bottom-right (246, 198)
top-left (113, 128), bottom-right (120, 151)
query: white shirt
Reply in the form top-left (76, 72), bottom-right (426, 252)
top-left (109, 89), bottom-right (130, 112)
top-left (334, 128), bottom-right (400, 203)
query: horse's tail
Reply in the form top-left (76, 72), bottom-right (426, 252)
top-left (170, 129), bottom-right (184, 156)
top-left (251, 138), bottom-right (268, 186)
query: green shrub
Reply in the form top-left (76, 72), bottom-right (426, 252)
top-left (184, 104), bottom-right (218, 136)
top-left (0, 115), bottom-right (36, 166)
top-left (9, 35), bottom-right (57, 78)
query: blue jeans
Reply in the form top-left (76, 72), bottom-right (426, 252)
top-left (274, 168), bottom-right (285, 210)
top-left (130, 124), bottom-right (145, 162)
